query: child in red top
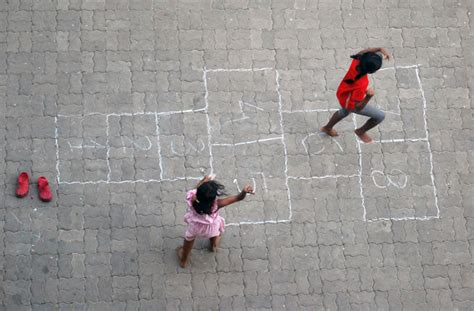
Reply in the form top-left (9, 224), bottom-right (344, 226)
top-left (321, 47), bottom-right (391, 143)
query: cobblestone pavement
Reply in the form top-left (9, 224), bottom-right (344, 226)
top-left (1, 0), bottom-right (474, 310)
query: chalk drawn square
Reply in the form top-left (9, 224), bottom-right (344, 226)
top-left (108, 114), bottom-right (161, 182)
top-left (205, 69), bottom-right (282, 145)
top-left (278, 69), bottom-right (336, 112)
top-left (283, 111), bottom-right (358, 178)
top-left (288, 177), bottom-right (362, 222)
top-left (57, 115), bottom-right (109, 183)
top-left (353, 67), bottom-right (427, 142)
top-left (212, 139), bottom-right (291, 225)
top-left (158, 112), bottom-right (210, 180)
top-left (360, 141), bottom-right (438, 221)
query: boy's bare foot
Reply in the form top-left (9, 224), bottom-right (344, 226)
top-left (176, 247), bottom-right (187, 268)
top-left (355, 129), bottom-right (373, 143)
top-left (321, 127), bottom-right (338, 137)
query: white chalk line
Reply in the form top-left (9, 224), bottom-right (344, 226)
top-left (232, 175), bottom-right (265, 195)
top-left (203, 67), bottom-right (214, 175)
top-left (233, 179), bottom-right (242, 193)
top-left (276, 69), bottom-right (293, 222)
top-left (67, 139), bottom-right (107, 150)
top-left (223, 100), bottom-right (264, 125)
top-left (371, 169), bottom-right (408, 189)
top-left (380, 109), bottom-right (400, 116)
top-left (212, 136), bottom-right (283, 147)
top-left (366, 215), bottom-right (439, 223)
top-left (253, 172), bottom-right (268, 193)
top-left (106, 115), bottom-right (111, 182)
top-left (54, 117), bottom-right (61, 184)
top-left (58, 176), bottom-right (202, 185)
top-left (119, 136), bottom-right (153, 152)
top-left (415, 66), bottom-right (440, 218)
top-left (10, 212), bottom-right (25, 226)
top-left (154, 112), bottom-right (164, 180)
top-left (352, 114), bottom-right (367, 222)
top-left (302, 132), bottom-right (344, 155)
top-left (240, 101), bottom-right (265, 111)
top-left (57, 108), bottom-right (206, 119)
top-left (288, 174), bottom-right (359, 180)
top-left (187, 140), bottom-right (205, 153)
top-left (282, 108), bottom-right (339, 113)
top-left (205, 67), bottom-right (273, 73)
top-left (379, 64), bottom-right (422, 71)
top-left (170, 141), bottom-right (184, 156)
top-left (226, 219), bottom-right (291, 226)
top-left (302, 133), bottom-right (325, 155)
top-left (170, 139), bottom-right (206, 156)
top-left (374, 137), bottom-right (428, 144)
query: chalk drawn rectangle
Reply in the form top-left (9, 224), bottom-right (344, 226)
top-left (360, 141), bottom-right (439, 221)
top-left (107, 114), bottom-right (161, 182)
top-left (212, 139), bottom-right (291, 225)
top-left (157, 112), bottom-right (211, 180)
top-left (288, 177), bottom-right (362, 222)
top-left (205, 69), bottom-right (282, 145)
top-left (278, 68), bottom-right (336, 112)
top-left (353, 66), bottom-right (427, 142)
top-left (283, 111), bottom-right (358, 178)
top-left (56, 115), bottom-right (109, 183)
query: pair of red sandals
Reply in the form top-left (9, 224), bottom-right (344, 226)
top-left (16, 172), bottom-right (52, 202)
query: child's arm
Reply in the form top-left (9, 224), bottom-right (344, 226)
top-left (217, 185), bottom-right (254, 209)
top-left (354, 88), bottom-right (375, 111)
top-left (356, 47), bottom-right (391, 60)
top-left (195, 174), bottom-right (215, 189)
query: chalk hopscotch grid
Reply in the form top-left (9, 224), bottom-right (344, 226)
top-left (53, 65), bottom-right (439, 223)
top-left (283, 64), bottom-right (439, 222)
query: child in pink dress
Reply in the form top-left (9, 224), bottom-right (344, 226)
top-left (177, 175), bottom-right (254, 268)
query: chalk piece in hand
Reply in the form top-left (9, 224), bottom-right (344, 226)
top-left (209, 174), bottom-right (216, 180)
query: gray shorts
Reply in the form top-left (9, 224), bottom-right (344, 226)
top-left (337, 105), bottom-right (385, 124)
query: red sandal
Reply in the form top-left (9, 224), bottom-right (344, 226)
top-left (38, 176), bottom-right (52, 202)
top-left (16, 172), bottom-right (29, 198)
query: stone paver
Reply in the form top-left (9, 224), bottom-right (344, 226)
top-left (1, 0), bottom-right (474, 310)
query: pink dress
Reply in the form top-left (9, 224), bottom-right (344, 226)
top-left (184, 189), bottom-right (225, 241)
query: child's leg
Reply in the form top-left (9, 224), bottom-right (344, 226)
top-left (353, 105), bottom-right (385, 143)
top-left (321, 109), bottom-right (350, 136)
top-left (209, 235), bottom-right (221, 252)
top-left (177, 239), bottom-right (194, 268)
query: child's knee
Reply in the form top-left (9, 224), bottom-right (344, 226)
top-left (337, 109), bottom-right (349, 118)
top-left (376, 111), bottom-right (385, 123)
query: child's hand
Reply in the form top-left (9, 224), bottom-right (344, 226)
top-left (203, 175), bottom-right (213, 182)
top-left (196, 174), bottom-right (215, 188)
top-left (242, 185), bottom-right (254, 194)
top-left (380, 48), bottom-right (391, 60)
top-left (366, 88), bottom-right (375, 97)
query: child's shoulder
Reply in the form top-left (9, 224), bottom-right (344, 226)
top-left (186, 189), bottom-right (197, 204)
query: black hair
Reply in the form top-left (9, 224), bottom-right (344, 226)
top-left (344, 52), bottom-right (382, 84)
top-left (193, 180), bottom-right (226, 215)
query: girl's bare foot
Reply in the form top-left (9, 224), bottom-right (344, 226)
top-left (354, 129), bottom-right (373, 143)
top-left (321, 127), bottom-right (338, 137)
top-left (176, 247), bottom-right (187, 268)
